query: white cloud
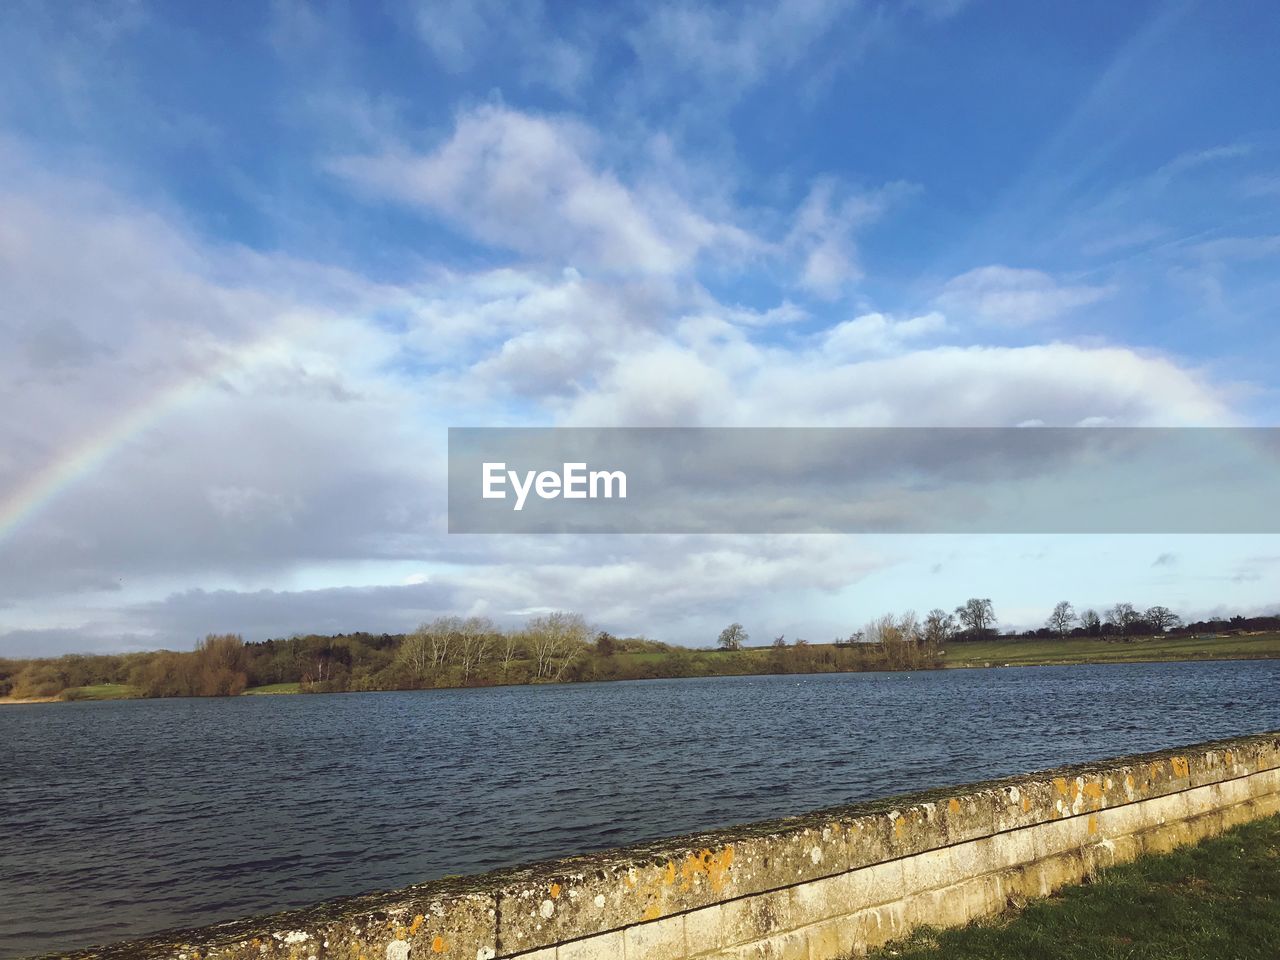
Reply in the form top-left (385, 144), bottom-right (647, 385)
top-left (935, 265), bottom-right (1114, 326)
top-left (624, 0), bottom-right (859, 106)
top-left (822, 311), bottom-right (947, 357)
top-left (787, 178), bottom-right (907, 299)
top-left (559, 335), bottom-right (1233, 428)
top-left (331, 106), bottom-right (757, 276)
top-left (410, 0), bottom-right (590, 95)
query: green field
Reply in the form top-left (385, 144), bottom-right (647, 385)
top-left (242, 681), bottom-right (302, 695)
top-left (940, 632), bottom-right (1280, 669)
top-left (60, 683), bottom-right (136, 700)
top-left (871, 813), bottom-right (1280, 960)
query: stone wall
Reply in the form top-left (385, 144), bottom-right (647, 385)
top-left (50, 732), bottom-right (1280, 960)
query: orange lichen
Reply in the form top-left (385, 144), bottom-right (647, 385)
top-left (1053, 777), bottom-right (1069, 796)
top-left (1171, 756), bottom-right (1190, 778)
top-left (1087, 814), bottom-right (1098, 835)
top-left (948, 798), bottom-right (961, 814)
top-left (1022, 795), bottom-right (1031, 813)
top-left (705, 846), bottom-right (734, 892)
top-left (549, 883), bottom-right (562, 899)
top-left (1082, 781), bottom-right (1104, 802)
top-left (409, 915), bottom-right (425, 935)
top-left (431, 935), bottom-right (446, 953)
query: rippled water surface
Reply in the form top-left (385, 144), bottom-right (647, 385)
top-left (3, 661), bottom-right (1279, 958)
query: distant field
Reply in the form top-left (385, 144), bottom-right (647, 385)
top-left (62, 683), bottom-right (136, 700)
top-left (242, 682), bottom-right (302, 695)
top-left (940, 632), bottom-right (1280, 668)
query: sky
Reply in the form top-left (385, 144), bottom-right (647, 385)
top-left (1, 0), bottom-right (1278, 656)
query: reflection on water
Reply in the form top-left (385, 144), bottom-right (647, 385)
top-left (2, 660), bottom-right (1278, 958)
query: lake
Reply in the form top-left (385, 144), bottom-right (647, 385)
top-left (3, 660), bottom-right (1278, 959)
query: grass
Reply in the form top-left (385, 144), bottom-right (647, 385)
top-left (871, 813), bottom-right (1280, 960)
top-left (60, 682), bottom-right (136, 700)
top-left (242, 681), bottom-right (302, 695)
top-left (940, 632), bottom-right (1280, 669)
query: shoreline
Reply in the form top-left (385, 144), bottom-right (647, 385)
top-left (3, 649), bottom-right (1278, 706)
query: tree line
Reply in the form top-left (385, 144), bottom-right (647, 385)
top-left (2, 603), bottom-right (1276, 701)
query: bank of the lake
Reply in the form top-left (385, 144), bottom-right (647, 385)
top-left (6, 632), bottom-right (1279, 703)
top-left (3, 660), bottom-right (1279, 959)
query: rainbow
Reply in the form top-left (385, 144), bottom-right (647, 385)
top-left (0, 330), bottom-right (301, 546)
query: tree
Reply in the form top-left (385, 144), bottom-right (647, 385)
top-left (1046, 601), bottom-right (1076, 640)
top-left (954, 598), bottom-right (997, 639)
top-left (772, 635), bottom-right (788, 648)
top-left (594, 632), bottom-right (620, 657)
top-left (192, 634), bottom-right (249, 696)
top-left (1145, 606), bottom-right (1182, 634)
top-left (922, 609), bottom-right (956, 647)
top-left (526, 612), bottom-right (591, 680)
top-left (717, 623), bottom-right (748, 650)
top-left (864, 612), bottom-right (928, 668)
top-left (1080, 609), bottom-right (1102, 636)
top-left (498, 631), bottom-right (524, 674)
top-left (399, 623), bottom-right (436, 681)
top-left (1106, 602), bottom-right (1141, 637)
top-left (455, 616), bottom-right (496, 682)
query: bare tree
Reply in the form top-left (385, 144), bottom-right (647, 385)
top-left (399, 623), bottom-right (435, 680)
top-left (772, 635), bottom-right (788, 648)
top-left (526, 612), bottom-right (592, 680)
top-left (430, 615), bottom-right (462, 666)
top-left (456, 616), bottom-right (496, 682)
top-left (1106, 602), bottom-right (1141, 637)
top-left (499, 631), bottom-right (524, 673)
top-left (954, 598), bottom-right (997, 638)
top-left (1145, 606), bottom-right (1182, 634)
top-left (1047, 601), bottom-right (1076, 640)
top-left (864, 613), bottom-right (925, 668)
top-left (1080, 609), bottom-right (1102, 636)
top-left (922, 609), bottom-right (956, 647)
top-left (865, 613), bottom-right (920, 646)
top-left (717, 623), bottom-right (748, 650)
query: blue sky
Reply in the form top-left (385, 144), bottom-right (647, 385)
top-left (0, 0), bottom-right (1278, 654)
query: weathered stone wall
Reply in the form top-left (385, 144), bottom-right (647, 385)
top-left (48, 732), bottom-right (1280, 960)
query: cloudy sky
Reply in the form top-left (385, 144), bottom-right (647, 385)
top-left (1, 0), bottom-right (1278, 656)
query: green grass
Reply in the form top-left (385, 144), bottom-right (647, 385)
top-left (941, 632), bottom-right (1280, 669)
top-left (60, 682), bottom-right (136, 700)
top-left (871, 813), bottom-right (1280, 960)
top-left (242, 681), bottom-right (302, 695)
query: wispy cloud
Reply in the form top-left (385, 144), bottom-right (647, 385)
top-left (934, 266), bottom-right (1114, 327)
top-left (331, 106), bottom-right (759, 276)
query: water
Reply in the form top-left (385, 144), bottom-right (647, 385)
top-left (2, 661), bottom-right (1278, 959)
